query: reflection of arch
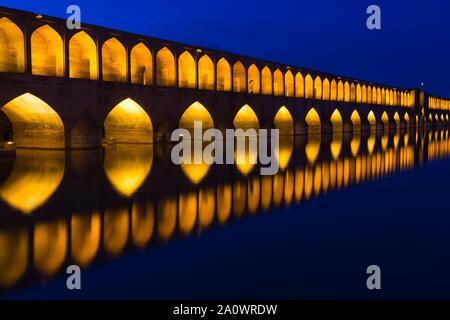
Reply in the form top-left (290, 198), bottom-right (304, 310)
top-left (274, 106), bottom-right (294, 135)
top-left (1, 93), bottom-right (65, 148)
top-left (248, 64), bottom-right (260, 94)
top-left (233, 104), bottom-right (259, 130)
top-left (181, 162), bottom-right (211, 184)
top-left (131, 43), bottom-right (152, 85)
top-left (178, 192), bottom-right (197, 235)
top-left (31, 25), bottom-right (64, 76)
top-left (273, 69), bottom-right (284, 96)
top-left (156, 47), bottom-right (176, 86)
top-left (179, 101), bottom-right (214, 130)
top-left (198, 55), bottom-right (214, 90)
top-left (217, 185), bottom-right (231, 224)
top-left (305, 75), bottom-right (313, 98)
top-left (104, 98), bottom-right (152, 143)
top-left (217, 58), bottom-right (231, 91)
top-left (232, 61), bottom-right (246, 93)
top-left (261, 66), bottom-right (272, 95)
top-left (0, 229), bottom-right (28, 288)
top-left (34, 220), bottom-right (67, 276)
top-left (178, 51), bottom-right (196, 88)
top-left (295, 72), bottom-right (304, 97)
top-left (69, 31), bottom-right (98, 80)
top-left (104, 144), bottom-right (153, 197)
top-left (350, 110), bottom-right (361, 131)
top-left (330, 109), bottom-right (343, 132)
top-left (285, 70), bottom-right (294, 97)
top-left (132, 203), bottom-right (154, 248)
top-left (305, 108), bottom-right (321, 134)
top-left (0, 150), bottom-right (65, 214)
top-left (71, 212), bottom-right (100, 267)
top-left (367, 111), bottom-right (377, 129)
top-left (0, 17), bottom-right (25, 73)
top-left (103, 208), bottom-right (129, 256)
top-left (102, 37), bottom-right (127, 82)
top-left (277, 136), bottom-right (294, 170)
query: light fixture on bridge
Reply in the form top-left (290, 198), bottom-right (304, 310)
top-left (196, 48), bottom-right (202, 53)
top-left (36, 14), bottom-right (43, 19)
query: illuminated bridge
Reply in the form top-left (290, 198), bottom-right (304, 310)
top-left (0, 6), bottom-right (449, 149)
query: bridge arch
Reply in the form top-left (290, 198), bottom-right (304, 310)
top-left (69, 31), bottom-right (98, 80)
top-left (337, 81), bottom-right (344, 101)
top-left (322, 78), bottom-right (330, 100)
top-left (0, 93), bottom-right (65, 148)
top-left (248, 64), bottom-right (260, 94)
top-left (367, 111), bottom-right (377, 129)
top-left (330, 79), bottom-right (337, 100)
top-left (393, 112), bottom-right (401, 128)
top-left (362, 85), bottom-right (367, 103)
top-left (356, 84), bottom-right (362, 102)
top-left (233, 61), bottom-right (246, 93)
top-left (261, 66), bottom-right (272, 95)
top-left (31, 25), bottom-right (64, 77)
top-left (273, 69), bottom-right (284, 96)
top-left (344, 81), bottom-right (350, 102)
top-left (156, 47), bottom-right (176, 86)
top-left (131, 43), bottom-right (152, 85)
top-left (104, 98), bottom-right (152, 143)
top-left (295, 72), bottom-right (304, 97)
top-left (179, 101), bottom-right (214, 131)
top-left (217, 57), bottom-right (231, 91)
top-left (274, 106), bottom-right (294, 135)
top-left (0, 17), bottom-right (25, 73)
top-left (330, 109), bottom-right (343, 132)
top-left (285, 70), bottom-right (294, 97)
top-left (305, 74), bottom-right (313, 98)
top-left (102, 37), bottom-right (127, 82)
top-left (178, 51), bottom-right (196, 88)
top-left (404, 113), bottom-right (410, 127)
top-left (314, 76), bottom-right (322, 99)
top-left (350, 110), bottom-right (361, 131)
top-left (381, 111), bottom-right (389, 130)
top-left (198, 54), bottom-right (214, 90)
top-left (305, 107), bottom-right (321, 134)
top-left (233, 104), bottom-right (259, 130)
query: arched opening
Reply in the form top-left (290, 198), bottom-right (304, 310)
top-left (285, 70), bottom-right (294, 97)
top-left (381, 111), bottom-right (389, 130)
top-left (350, 83), bottom-right (356, 102)
top-left (103, 208), bottom-right (129, 256)
top-left (274, 106), bottom-right (294, 135)
top-left (104, 98), bottom-right (152, 143)
top-left (273, 69), bottom-right (284, 96)
top-left (247, 64), bottom-right (260, 94)
top-left (330, 79), bottom-right (337, 100)
top-left (350, 110), bottom-right (361, 131)
top-left (367, 111), bottom-right (377, 130)
top-left (394, 112), bottom-right (401, 129)
top-left (377, 88), bottom-right (382, 104)
top-left (131, 43), bottom-right (152, 85)
top-left (1, 93), bottom-right (65, 148)
top-left (404, 113), bottom-right (410, 127)
top-left (344, 82), bottom-right (350, 102)
top-left (261, 66), bottom-right (272, 95)
top-left (330, 109), bottom-right (343, 132)
top-left (198, 55), bottom-right (214, 90)
top-left (337, 81), bottom-right (344, 101)
top-left (178, 51), bottom-right (196, 88)
top-left (305, 108), bottom-right (321, 134)
top-left (356, 84), bottom-right (362, 102)
top-left (31, 25), bottom-right (64, 77)
top-left (314, 76), bottom-right (322, 99)
top-left (217, 57), bottom-right (231, 91)
top-left (102, 37), bottom-right (127, 82)
top-left (71, 212), bottom-right (101, 267)
top-left (295, 72), bottom-right (304, 97)
top-left (179, 101), bottom-right (214, 132)
top-left (69, 31), bottom-right (98, 80)
top-left (322, 78), bottom-right (330, 100)
top-left (305, 74), bottom-right (313, 98)
top-left (362, 85), bottom-right (367, 103)
top-left (0, 229), bottom-right (28, 288)
top-left (232, 61), bottom-right (246, 93)
top-left (233, 104), bottom-right (259, 130)
top-left (156, 47), bottom-right (176, 86)
top-left (0, 17), bottom-right (25, 73)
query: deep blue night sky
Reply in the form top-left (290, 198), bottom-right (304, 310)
top-left (1, 0), bottom-right (449, 96)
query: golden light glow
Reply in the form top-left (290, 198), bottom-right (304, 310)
top-left (314, 76), bottom-right (322, 99)
top-left (356, 84), bottom-right (362, 102)
top-left (233, 181), bottom-right (246, 217)
top-left (350, 83), bottom-right (356, 102)
top-left (394, 112), bottom-right (401, 126)
top-left (0, 150), bottom-right (64, 214)
top-left (131, 43), bottom-right (152, 85)
top-left (306, 134), bottom-right (321, 164)
top-left (157, 198), bottom-right (177, 241)
top-left (248, 64), bottom-right (260, 94)
top-left (217, 57), bottom-right (231, 91)
top-left (103, 208), bottom-right (129, 256)
top-left (330, 79), bottom-right (337, 100)
top-left (104, 98), bottom-right (153, 143)
top-left (156, 47), bottom-right (176, 86)
top-left (71, 212), bottom-right (100, 267)
top-left (0, 229), bottom-right (28, 288)
top-left (331, 132), bottom-right (342, 160)
top-left (102, 37), bottom-right (126, 82)
top-left (1, 93), bottom-right (65, 148)
top-left (285, 70), bottom-right (294, 97)
top-left (233, 104), bottom-right (259, 130)
top-left (261, 176), bottom-right (272, 210)
top-left (261, 66), bottom-right (272, 95)
top-left (274, 106), bottom-right (294, 135)
top-left (179, 101), bottom-right (214, 131)
top-left (0, 17), bottom-right (25, 73)
top-left (295, 72), bottom-right (304, 97)
top-left (233, 61), bottom-right (246, 93)
top-left (31, 25), bottom-right (64, 77)
top-left (305, 74), bottom-right (313, 98)
top-left (69, 31), bottom-right (98, 80)
top-left (305, 108), bottom-right (321, 134)
top-left (337, 81), bottom-right (344, 101)
top-left (178, 51), bottom-right (196, 88)
top-left (273, 69), bottom-right (284, 96)
top-left (351, 110), bottom-right (361, 131)
top-left (217, 185), bottom-right (231, 224)
top-left (247, 177), bottom-right (260, 214)
top-left (277, 135), bottom-right (294, 170)
top-left (104, 144), bottom-right (152, 197)
top-left (344, 82), bottom-right (350, 102)
top-left (330, 109), bottom-right (343, 132)
top-left (181, 162), bottom-right (211, 184)
top-left (199, 188), bottom-right (215, 228)
top-left (132, 203), bottom-right (154, 248)
top-left (235, 141), bottom-right (257, 175)
top-left (367, 111), bottom-right (377, 128)
top-left (34, 220), bottom-right (67, 276)
top-left (381, 112), bottom-right (389, 129)
top-left (362, 85), bottom-right (367, 103)
top-left (322, 78), bottom-right (330, 100)
top-left (198, 55), bottom-right (214, 90)
top-left (178, 192), bottom-right (197, 235)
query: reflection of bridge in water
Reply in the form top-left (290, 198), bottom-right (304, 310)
top-left (1, 128), bottom-right (450, 292)
top-left (1, 6), bottom-right (450, 149)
